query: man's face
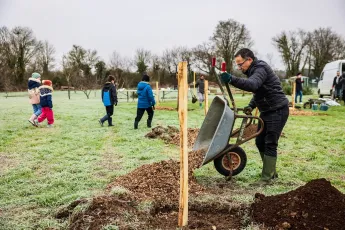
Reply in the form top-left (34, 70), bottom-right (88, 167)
top-left (235, 55), bottom-right (253, 73)
top-left (337, 72), bottom-right (340, 76)
top-left (200, 75), bottom-right (204, 80)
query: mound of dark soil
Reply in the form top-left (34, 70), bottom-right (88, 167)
top-left (145, 126), bottom-right (199, 148)
top-left (106, 149), bottom-right (206, 205)
top-left (68, 194), bottom-right (242, 230)
top-left (251, 178), bottom-right (345, 230)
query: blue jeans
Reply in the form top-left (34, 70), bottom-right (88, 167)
top-left (334, 88), bottom-right (342, 99)
top-left (295, 90), bottom-right (303, 103)
top-left (32, 104), bottom-right (42, 116)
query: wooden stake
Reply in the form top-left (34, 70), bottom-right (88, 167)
top-left (156, 81), bottom-right (160, 106)
top-left (177, 61), bottom-right (188, 227)
top-left (193, 71), bottom-right (196, 95)
top-left (204, 80), bottom-right (209, 115)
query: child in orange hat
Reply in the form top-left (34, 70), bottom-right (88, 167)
top-left (36, 80), bottom-right (54, 127)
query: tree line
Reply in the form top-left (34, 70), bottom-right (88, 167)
top-left (1, 19), bottom-right (344, 93)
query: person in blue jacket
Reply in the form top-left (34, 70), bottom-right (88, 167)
top-left (99, 75), bottom-right (118, 127)
top-left (134, 74), bottom-right (156, 129)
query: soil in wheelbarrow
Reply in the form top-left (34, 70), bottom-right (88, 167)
top-left (145, 126), bottom-right (199, 148)
top-left (251, 178), bottom-right (345, 230)
top-left (231, 124), bottom-right (258, 139)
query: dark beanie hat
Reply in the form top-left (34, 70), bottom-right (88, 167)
top-left (142, 74), bottom-right (150, 82)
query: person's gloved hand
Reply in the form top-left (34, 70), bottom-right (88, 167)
top-left (243, 105), bottom-right (253, 115)
top-left (114, 102), bottom-right (118, 106)
top-left (221, 72), bottom-right (232, 83)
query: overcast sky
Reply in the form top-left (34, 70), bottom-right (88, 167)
top-left (1, 0), bottom-right (345, 70)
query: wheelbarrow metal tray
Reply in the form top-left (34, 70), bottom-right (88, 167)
top-left (193, 96), bottom-right (235, 166)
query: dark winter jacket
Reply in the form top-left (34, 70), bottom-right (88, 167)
top-left (28, 78), bottom-right (41, 90)
top-left (333, 76), bottom-right (343, 90)
top-left (295, 78), bottom-right (304, 92)
top-left (101, 82), bottom-right (118, 106)
top-left (195, 79), bottom-right (205, 94)
top-left (137, 81), bottom-right (156, 108)
top-left (39, 85), bottom-right (53, 108)
top-left (231, 59), bottom-right (289, 113)
top-left (340, 74), bottom-right (345, 90)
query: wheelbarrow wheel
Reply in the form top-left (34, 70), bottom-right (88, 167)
top-left (213, 145), bottom-right (247, 176)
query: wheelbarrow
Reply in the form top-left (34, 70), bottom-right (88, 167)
top-left (193, 63), bottom-right (264, 178)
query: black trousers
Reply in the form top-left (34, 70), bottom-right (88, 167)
top-left (106, 105), bottom-right (114, 117)
top-left (255, 105), bottom-right (289, 157)
top-left (135, 107), bottom-right (154, 122)
top-left (100, 105), bottom-right (114, 125)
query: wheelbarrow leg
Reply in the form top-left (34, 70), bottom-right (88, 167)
top-left (225, 153), bottom-right (233, 181)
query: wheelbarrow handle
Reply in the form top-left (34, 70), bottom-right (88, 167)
top-left (213, 67), bottom-right (236, 110)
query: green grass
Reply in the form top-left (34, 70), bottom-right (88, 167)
top-left (0, 91), bottom-right (345, 229)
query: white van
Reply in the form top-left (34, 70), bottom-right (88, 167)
top-left (318, 60), bottom-right (345, 97)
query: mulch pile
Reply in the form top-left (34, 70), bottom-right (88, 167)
top-left (155, 106), bottom-right (196, 111)
top-left (106, 149), bottom-right (206, 205)
top-left (145, 126), bottom-right (199, 148)
top-left (68, 194), bottom-right (241, 230)
top-left (251, 178), bottom-right (345, 230)
top-left (67, 148), bottom-right (242, 229)
top-left (289, 108), bottom-right (327, 116)
top-left (155, 106), bottom-right (176, 111)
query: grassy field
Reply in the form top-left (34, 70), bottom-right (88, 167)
top-left (0, 90), bottom-right (345, 229)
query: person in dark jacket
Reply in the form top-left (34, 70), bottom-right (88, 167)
top-left (134, 74), bottom-right (156, 129)
top-left (341, 72), bottom-right (345, 105)
top-left (195, 75), bottom-right (205, 108)
top-left (28, 72), bottom-right (42, 126)
top-left (295, 73), bottom-right (304, 104)
top-left (36, 80), bottom-right (54, 128)
top-left (99, 75), bottom-right (118, 127)
top-left (333, 71), bottom-right (343, 101)
top-left (221, 48), bottom-right (289, 184)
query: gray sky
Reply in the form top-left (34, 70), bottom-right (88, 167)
top-left (1, 0), bottom-right (345, 70)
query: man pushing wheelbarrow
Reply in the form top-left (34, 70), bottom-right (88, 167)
top-left (194, 48), bottom-right (289, 185)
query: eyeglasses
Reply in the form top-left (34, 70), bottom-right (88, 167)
top-left (236, 59), bottom-right (248, 68)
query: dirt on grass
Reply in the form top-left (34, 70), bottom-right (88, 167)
top-left (155, 106), bottom-right (196, 111)
top-left (251, 178), bottom-right (345, 230)
top-left (68, 193), bottom-right (242, 230)
top-left (106, 149), bottom-right (206, 205)
top-left (0, 153), bottom-right (18, 175)
top-left (67, 148), bottom-right (242, 229)
top-left (155, 106), bottom-right (176, 111)
top-left (289, 108), bottom-right (327, 116)
top-left (145, 126), bottom-right (199, 148)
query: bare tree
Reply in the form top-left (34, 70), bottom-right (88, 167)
top-left (135, 48), bottom-right (151, 75)
top-left (62, 54), bottom-right (75, 99)
top-left (150, 54), bottom-right (161, 82)
top-left (212, 19), bottom-right (253, 72)
top-left (309, 27), bottom-right (345, 77)
top-left (37, 40), bottom-right (55, 77)
top-left (192, 42), bottom-right (216, 75)
top-left (161, 48), bottom-right (173, 74)
top-left (272, 29), bottom-right (310, 77)
top-left (109, 51), bottom-right (123, 70)
top-left (0, 26), bottom-right (41, 84)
